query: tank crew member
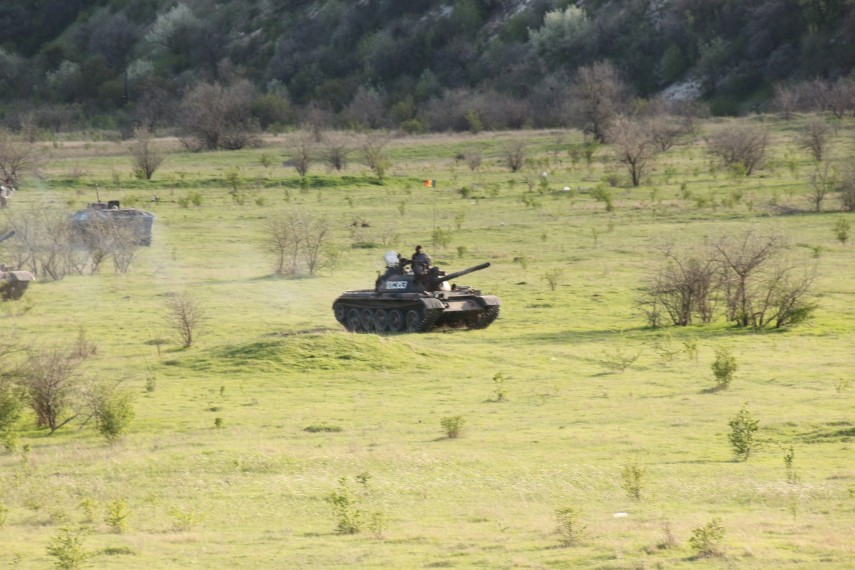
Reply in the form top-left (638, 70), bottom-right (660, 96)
top-left (412, 245), bottom-right (432, 275)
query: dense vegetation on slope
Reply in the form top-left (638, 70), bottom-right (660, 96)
top-left (0, 0), bottom-right (854, 133)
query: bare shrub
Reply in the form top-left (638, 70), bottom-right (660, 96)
top-left (264, 210), bottom-right (334, 276)
top-left (640, 244), bottom-right (718, 327)
top-left (16, 345), bottom-right (87, 433)
top-left (3, 206), bottom-right (83, 280)
top-left (129, 126), bottom-right (166, 180)
top-left (799, 117), bottom-right (830, 162)
top-left (772, 83), bottom-right (800, 120)
top-left (715, 230), bottom-right (815, 329)
top-left (0, 128), bottom-right (43, 187)
top-left (163, 292), bottom-right (205, 349)
top-left (708, 124), bottom-right (769, 175)
top-left (502, 140), bottom-right (527, 172)
top-left (642, 230), bottom-right (816, 329)
top-left (826, 78), bottom-right (855, 119)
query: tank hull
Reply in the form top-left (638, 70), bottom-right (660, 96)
top-left (333, 290), bottom-right (500, 333)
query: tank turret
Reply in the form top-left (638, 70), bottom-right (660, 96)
top-left (333, 251), bottom-right (500, 333)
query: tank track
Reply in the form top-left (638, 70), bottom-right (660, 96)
top-left (467, 304), bottom-right (500, 329)
top-left (332, 299), bottom-right (445, 333)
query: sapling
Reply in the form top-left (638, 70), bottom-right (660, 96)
top-left (492, 373), bottom-right (507, 402)
top-left (555, 506), bottom-right (586, 546)
top-left (620, 462), bottom-right (645, 500)
top-left (728, 405), bottom-right (759, 461)
top-left (711, 347), bottom-right (737, 390)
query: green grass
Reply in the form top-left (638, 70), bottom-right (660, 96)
top-left (0, 117), bottom-right (853, 568)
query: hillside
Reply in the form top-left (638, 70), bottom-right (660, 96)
top-left (1, 0), bottom-right (854, 132)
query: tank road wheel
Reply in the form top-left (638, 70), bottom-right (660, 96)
top-left (360, 309), bottom-right (375, 332)
top-left (386, 309), bottom-right (403, 332)
top-left (405, 308), bottom-right (423, 332)
top-left (346, 308), bottom-right (362, 332)
top-left (373, 309), bottom-right (388, 332)
top-left (333, 303), bottom-right (347, 325)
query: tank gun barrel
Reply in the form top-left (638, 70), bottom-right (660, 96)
top-left (437, 262), bottom-right (491, 283)
top-left (0, 230), bottom-right (15, 244)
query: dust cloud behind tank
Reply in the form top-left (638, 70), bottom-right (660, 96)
top-left (70, 200), bottom-right (155, 247)
top-left (332, 250), bottom-right (500, 333)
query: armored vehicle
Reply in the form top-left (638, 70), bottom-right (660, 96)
top-left (71, 200), bottom-right (155, 246)
top-left (0, 230), bottom-right (34, 301)
top-left (333, 251), bottom-right (500, 333)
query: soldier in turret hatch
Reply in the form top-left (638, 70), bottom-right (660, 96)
top-left (411, 245), bottom-right (432, 278)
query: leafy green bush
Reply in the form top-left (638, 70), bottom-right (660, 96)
top-left (440, 415), bottom-right (466, 439)
top-left (90, 387), bottom-right (135, 444)
top-left (711, 347), bottom-right (737, 390)
top-left (728, 405), bottom-right (759, 461)
top-left (46, 526), bottom-right (91, 569)
top-left (105, 499), bottom-right (129, 533)
top-left (688, 517), bottom-right (726, 557)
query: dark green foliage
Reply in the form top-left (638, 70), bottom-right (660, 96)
top-left (1, 1), bottom-right (855, 131)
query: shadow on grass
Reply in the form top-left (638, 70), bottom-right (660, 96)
top-left (517, 323), bottom-right (790, 345)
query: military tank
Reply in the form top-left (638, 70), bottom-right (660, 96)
top-left (0, 230), bottom-right (34, 301)
top-left (333, 251), bottom-right (500, 333)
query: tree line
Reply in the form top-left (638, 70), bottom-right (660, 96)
top-left (1, 0), bottom-right (855, 136)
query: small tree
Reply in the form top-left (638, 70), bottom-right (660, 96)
top-left (129, 126), bottom-right (166, 180)
top-left (728, 405), bottom-right (759, 461)
top-left (289, 128), bottom-right (315, 177)
top-left (807, 162), bottom-right (839, 212)
top-left (607, 115), bottom-right (658, 187)
top-left (840, 166), bottom-right (855, 211)
top-left (163, 292), bottom-right (205, 348)
top-left (833, 217), bottom-right (850, 244)
top-left (177, 79), bottom-right (260, 151)
top-left (799, 117), bottom-right (830, 162)
top-left (567, 61), bottom-right (628, 142)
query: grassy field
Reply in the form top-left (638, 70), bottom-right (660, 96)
top-left (0, 116), bottom-right (853, 569)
